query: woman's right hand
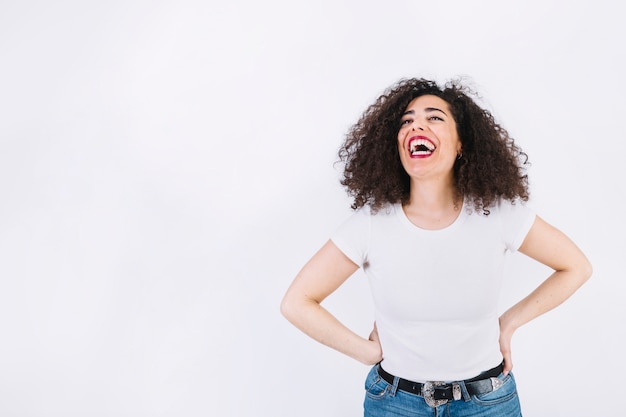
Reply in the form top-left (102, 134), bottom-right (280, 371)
top-left (282, 240), bottom-right (380, 365)
top-left (363, 322), bottom-right (383, 365)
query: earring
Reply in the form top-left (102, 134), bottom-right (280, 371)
top-left (457, 153), bottom-right (463, 160)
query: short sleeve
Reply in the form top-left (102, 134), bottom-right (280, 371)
top-left (330, 207), bottom-right (371, 268)
top-left (498, 200), bottom-right (537, 251)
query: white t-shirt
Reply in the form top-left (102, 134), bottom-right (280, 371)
top-left (331, 199), bottom-right (536, 382)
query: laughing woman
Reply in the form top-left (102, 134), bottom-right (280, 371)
top-left (280, 78), bottom-right (591, 416)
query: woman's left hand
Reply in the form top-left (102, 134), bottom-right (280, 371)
top-left (498, 316), bottom-right (514, 376)
top-left (498, 215), bottom-right (592, 377)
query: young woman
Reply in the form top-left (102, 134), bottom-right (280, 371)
top-left (281, 78), bottom-right (591, 416)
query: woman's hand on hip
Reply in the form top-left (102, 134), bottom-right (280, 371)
top-left (364, 322), bottom-right (383, 365)
top-left (498, 316), bottom-right (514, 376)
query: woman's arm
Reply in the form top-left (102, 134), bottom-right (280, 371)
top-left (280, 240), bottom-right (382, 365)
top-left (499, 215), bottom-right (593, 374)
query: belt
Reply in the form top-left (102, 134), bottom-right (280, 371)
top-left (377, 362), bottom-right (504, 407)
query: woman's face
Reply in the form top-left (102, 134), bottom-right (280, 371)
top-left (397, 94), bottom-right (461, 183)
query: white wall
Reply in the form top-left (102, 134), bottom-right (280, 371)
top-left (0, 1), bottom-right (623, 416)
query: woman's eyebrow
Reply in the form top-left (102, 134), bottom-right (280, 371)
top-left (424, 107), bottom-right (448, 116)
top-left (402, 107), bottom-right (448, 116)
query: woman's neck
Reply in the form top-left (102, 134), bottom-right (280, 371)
top-left (402, 180), bottom-right (461, 230)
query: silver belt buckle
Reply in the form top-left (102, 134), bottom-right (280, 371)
top-left (422, 381), bottom-right (447, 407)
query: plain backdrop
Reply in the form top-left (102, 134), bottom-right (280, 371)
top-left (0, 1), bottom-right (624, 416)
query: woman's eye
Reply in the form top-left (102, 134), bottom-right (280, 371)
top-left (400, 119), bottom-right (411, 126)
top-left (428, 115), bottom-right (444, 122)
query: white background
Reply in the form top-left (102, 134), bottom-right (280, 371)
top-left (0, 1), bottom-right (624, 416)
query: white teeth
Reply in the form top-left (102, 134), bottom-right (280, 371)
top-left (410, 139), bottom-right (435, 155)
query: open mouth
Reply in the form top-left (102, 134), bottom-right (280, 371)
top-left (408, 137), bottom-right (436, 157)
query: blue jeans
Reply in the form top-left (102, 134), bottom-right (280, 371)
top-left (364, 365), bottom-right (522, 416)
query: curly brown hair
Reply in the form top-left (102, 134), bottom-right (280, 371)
top-left (338, 78), bottom-right (530, 214)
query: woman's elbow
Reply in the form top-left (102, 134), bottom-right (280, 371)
top-left (280, 293), bottom-right (294, 321)
top-left (280, 290), bottom-right (303, 324)
top-left (570, 254), bottom-right (593, 286)
top-left (581, 257), bottom-right (593, 282)
top-left (280, 288), bottom-right (319, 326)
